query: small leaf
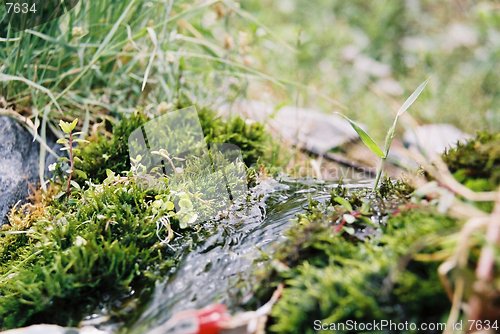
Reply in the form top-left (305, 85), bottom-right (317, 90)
top-left (70, 180), bottom-right (81, 190)
top-left (334, 196), bottom-right (353, 212)
top-left (360, 216), bottom-right (377, 227)
top-left (338, 114), bottom-right (384, 158)
top-left (54, 191), bottom-right (66, 199)
top-left (105, 169), bottom-right (115, 178)
top-left (179, 198), bottom-right (193, 211)
top-left (165, 201), bottom-right (175, 211)
top-left (74, 236), bottom-right (87, 247)
top-left (56, 138), bottom-right (69, 145)
top-left (59, 120), bottom-right (71, 134)
top-left (73, 138), bottom-right (90, 144)
top-left (397, 79), bottom-right (429, 116)
top-left (68, 118), bottom-right (79, 132)
top-left (343, 226), bottom-right (355, 235)
top-left (74, 169), bottom-right (87, 179)
top-left (343, 213), bottom-right (356, 224)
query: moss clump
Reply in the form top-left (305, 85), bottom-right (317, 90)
top-left (443, 132), bottom-right (500, 192)
top-left (247, 185), bottom-right (456, 334)
top-left (73, 113), bottom-right (149, 184)
top-left (0, 105), bottom-right (280, 329)
top-left (443, 132), bottom-right (499, 212)
top-left (198, 107), bottom-right (275, 166)
top-left (73, 107), bottom-right (280, 185)
top-left (0, 174), bottom-right (192, 329)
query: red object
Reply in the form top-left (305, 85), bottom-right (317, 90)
top-left (164, 304), bottom-right (230, 334)
top-left (197, 304), bottom-right (230, 334)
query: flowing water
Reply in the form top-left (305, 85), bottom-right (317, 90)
top-left (125, 177), bottom-right (372, 334)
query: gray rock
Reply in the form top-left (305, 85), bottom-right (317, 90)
top-left (219, 100), bottom-right (358, 155)
top-left (0, 116), bottom-right (57, 226)
top-left (403, 123), bottom-right (471, 156)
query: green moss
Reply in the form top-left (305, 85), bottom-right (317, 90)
top-left (0, 105), bottom-right (279, 329)
top-left (443, 132), bottom-right (500, 190)
top-left (0, 175), bottom-right (187, 329)
top-left (73, 113), bottom-right (149, 184)
top-left (73, 107), bottom-right (281, 185)
top-left (443, 131), bottom-right (499, 211)
top-left (197, 107), bottom-right (276, 166)
top-left (248, 186), bottom-right (457, 334)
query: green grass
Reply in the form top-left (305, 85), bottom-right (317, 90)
top-left (241, 0), bottom-right (499, 139)
top-left (2, 1), bottom-right (497, 151)
top-left (0, 1), bottom-right (282, 142)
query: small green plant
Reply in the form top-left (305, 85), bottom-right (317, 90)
top-left (57, 118), bottom-right (88, 195)
top-left (338, 79), bottom-right (429, 191)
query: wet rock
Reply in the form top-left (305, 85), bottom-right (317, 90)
top-left (219, 100), bottom-right (358, 155)
top-left (403, 123), bottom-right (471, 156)
top-left (0, 116), bottom-right (57, 226)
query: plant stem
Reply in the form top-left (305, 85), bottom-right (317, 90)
top-left (66, 132), bottom-right (74, 196)
top-left (373, 158), bottom-right (385, 191)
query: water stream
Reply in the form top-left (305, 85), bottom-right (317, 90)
top-left (125, 177), bottom-right (372, 334)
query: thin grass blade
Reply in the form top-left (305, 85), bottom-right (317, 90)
top-left (336, 113), bottom-right (385, 158)
top-left (384, 79), bottom-right (430, 156)
top-left (142, 27), bottom-right (158, 91)
top-left (397, 79), bottom-right (429, 116)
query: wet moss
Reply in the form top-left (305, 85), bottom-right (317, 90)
top-left (247, 185), bottom-right (457, 334)
top-left (0, 106), bottom-right (281, 330)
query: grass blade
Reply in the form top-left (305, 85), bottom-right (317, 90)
top-left (0, 73), bottom-right (63, 114)
top-left (142, 27), bottom-right (158, 91)
top-left (384, 79), bottom-right (430, 156)
top-left (337, 113), bottom-right (385, 158)
top-left (55, 0), bottom-right (138, 100)
top-left (397, 78), bottom-right (429, 116)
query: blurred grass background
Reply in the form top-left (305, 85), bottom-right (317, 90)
top-left (0, 0), bottom-right (498, 143)
top-left (241, 0), bottom-right (499, 140)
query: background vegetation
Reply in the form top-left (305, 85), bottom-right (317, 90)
top-left (1, 1), bottom-right (498, 143)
